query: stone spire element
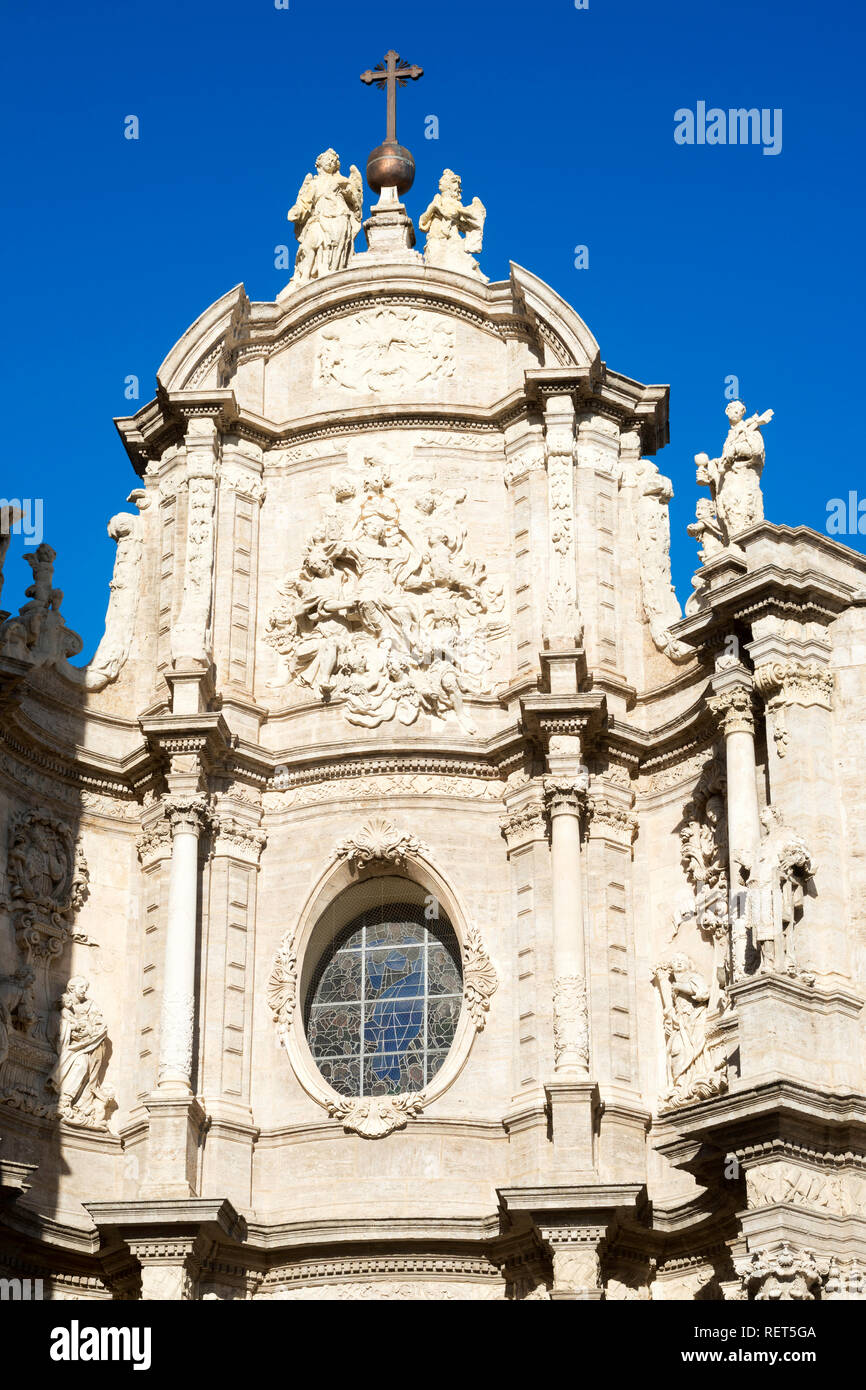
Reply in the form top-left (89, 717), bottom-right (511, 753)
top-left (354, 50), bottom-right (424, 265)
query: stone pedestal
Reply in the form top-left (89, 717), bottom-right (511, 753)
top-left (351, 186), bottom-right (422, 266)
top-left (545, 1080), bottom-right (599, 1174)
top-left (140, 1094), bottom-right (207, 1200)
top-left (732, 973), bottom-right (864, 1092)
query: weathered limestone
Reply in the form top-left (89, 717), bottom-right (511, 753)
top-left (2, 159), bottom-right (866, 1303)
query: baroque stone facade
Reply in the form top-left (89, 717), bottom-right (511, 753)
top-left (2, 147), bottom-right (866, 1305)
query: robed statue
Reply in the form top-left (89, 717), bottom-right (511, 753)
top-left (287, 149), bottom-right (363, 288)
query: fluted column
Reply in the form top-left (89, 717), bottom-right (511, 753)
top-left (709, 662), bottom-right (760, 979)
top-left (544, 771), bottom-right (590, 1074)
top-left (157, 797), bottom-right (208, 1095)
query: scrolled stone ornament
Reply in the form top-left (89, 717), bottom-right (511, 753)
top-left (328, 1091), bottom-right (424, 1140)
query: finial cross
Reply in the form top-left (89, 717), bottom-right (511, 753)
top-left (360, 50), bottom-right (423, 144)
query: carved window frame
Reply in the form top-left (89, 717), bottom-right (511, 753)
top-left (268, 841), bottom-right (495, 1138)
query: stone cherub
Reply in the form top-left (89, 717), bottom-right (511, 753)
top-left (695, 400), bottom-right (773, 544)
top-left (743, 807), bottom-right (814, 978)
top-left (287, 149), bottom-right (363, 288)
top-left (419, 170), bottom-right (487, 280)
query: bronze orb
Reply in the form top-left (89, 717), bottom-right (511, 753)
top-left (366, 140), bottom-right (415, 196)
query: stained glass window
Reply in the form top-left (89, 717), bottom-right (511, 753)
top-left (305, 902), bottom-right (463, 1097)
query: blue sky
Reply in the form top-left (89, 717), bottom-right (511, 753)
top-left (2, 0), bottom-right (864, 656)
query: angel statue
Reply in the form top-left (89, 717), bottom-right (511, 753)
top-left (419, 169), bottom-right (487, 280)
top-left (287, 149), bottom-right (363, 288)
top-left (694, 400), bottom-right (773, 544)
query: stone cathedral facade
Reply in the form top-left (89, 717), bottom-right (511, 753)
top-left (2, 151), bottom-right (866, 1303)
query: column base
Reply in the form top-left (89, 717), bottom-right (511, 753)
top-left (139, 1093), bottom-right (208, 1199)
top-left (545, 1079), bottom-right (600, 1174)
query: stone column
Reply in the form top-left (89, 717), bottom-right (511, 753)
top-left (709, 661), bottom-right (760, 979)
top-left (543, 773), bottom-right (590, 1076)
top-left (129, 1235), bottom-right (213, 1302)
top-left (158, 797), bottom-right (208, 1095)
top-left (539, 1222), bottom-right (606, 1301)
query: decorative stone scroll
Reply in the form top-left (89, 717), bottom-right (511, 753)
top-left (754, 660), bottom-right (835, 758)
top-left (266, 456), bottom-right (506, 731)
top-left (328, 1091), bottom-right (424, 1140)
top-left (76, 499), bottom-right (146, 691)
top-left (624, 458), bottom-right (690, 661)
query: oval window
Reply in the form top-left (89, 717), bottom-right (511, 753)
top-left (304, 901), bottom-right (462, 1098)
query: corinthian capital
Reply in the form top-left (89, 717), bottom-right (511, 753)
top-left (543, 770), bottom-right (589, 817)
top-left (708, 682), bottom-right (755, 736)
top-left (165, 795), bottom-right (210, 837)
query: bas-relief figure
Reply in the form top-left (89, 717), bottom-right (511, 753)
top-left (675, 778), bottom-right (731, 1014)
top-left (286, 149), bottom-right (363, 289)
top-left (419, 169), bottom-right (487, 280)
top-left (266, 458), bottom-right (505, 731)
top-left (694, 399), bottom-right (773, 546)
top-left (651, 954), bottom-right (727, 1109)
top-left (744, 807), bottom-right (814, 979)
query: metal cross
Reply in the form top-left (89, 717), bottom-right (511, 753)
top-left (360, 50), bottom-right (423, 144)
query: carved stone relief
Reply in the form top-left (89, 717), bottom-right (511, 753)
top-left (266, 456), bottom-right (506, 730)
top-left (651, 954), bottom-right (727, 1110)
top-left (314, 309), bottom-right (455, 393)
